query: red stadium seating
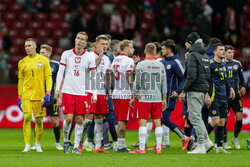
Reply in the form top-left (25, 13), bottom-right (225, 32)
top-left (3, 12), bottom-right (17, 21)
top-left (46, 38), bottom-right (57, 46)
top-left (29, 21), bottom-right (42, 29)
top-left (34, 12), bottom-right (48, 21)
top-left (36, 29), bottom-right (49, 38)
top-left (44, 21), bottom-right (57, 31)
top-left (9, 3), bottom-right (23, 12)
top-left (8, 29), bottom-right (19, 38)
top-left (21, 30), bottom-right (35, 39)
top-left (53, 47), bottom-right (66, 56)
top-left (10, 47), bottom-right (20, 56)
top-left (0, 4), bottom-right (8, 13)
top-left (12, 37), bottom-right (25, 48)
top-left (61, 21), bottom-right (71, 32)
top-left (12, 21), bottom-right (26, 29)
top-left (49, 13), bottom-right (64, 21)
top-left (18, 12), bottom-right (32, 22)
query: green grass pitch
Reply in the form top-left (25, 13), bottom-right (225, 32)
top-left (0, 129), bottom-right (250, 167)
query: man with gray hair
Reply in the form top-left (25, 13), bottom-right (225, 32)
top-left (179, 32), bottom-right (213, 154)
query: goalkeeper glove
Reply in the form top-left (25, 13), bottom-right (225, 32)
top-left (18, 95), bottom-right (23, 112)
top-left (42, 91), bottom-right (51, 107)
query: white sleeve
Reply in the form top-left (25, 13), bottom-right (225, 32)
top-left (56, 51), bottom-right (67, 91)
top-left (126, 59), bottom-right (134, 73)
top-left (88, 54), bottom-right (96, 70)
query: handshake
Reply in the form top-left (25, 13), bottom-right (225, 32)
top-left (18, 92), bottom-right (51, 112)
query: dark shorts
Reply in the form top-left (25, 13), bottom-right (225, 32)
top-left (228, 97), bottom-right (243, 113)
top-left (208, 100), bottom-right (228, 118)
top-left (182, 100), bottom-right (188, 120)
top-left (46, 97), bottom-right (59, 117)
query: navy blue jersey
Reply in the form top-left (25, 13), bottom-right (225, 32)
top-left (225, 59), bottom-right (246, 98)
top-left (50, 60), bottom-right (59, 97)
top-left (209, 59), bottom-right (230, 103)
top-left (105, 52), bottom-right (115, 64)
top-left (161, 54), bottom-right (185, 110)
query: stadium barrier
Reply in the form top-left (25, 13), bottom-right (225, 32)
top-left (0, 85), bottom-right (250, 131)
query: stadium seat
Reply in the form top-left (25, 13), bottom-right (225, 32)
top-left (21, 30), bottom-right (35, 39)
top-left (49, 12), bottom-right (64, 21)
top-left (9, 3), bottom-right (23, 12)
top-left (10, 47), bottom-right (20, 57)
top-left (12, 37), bottom-right (25, 48)
top-left (36, 29), bottom-right (49, 38)
top-left (3, 12), bottom-right (17, 21)
top-left (18, 12), bottom-right (32, 22)
top-left (44, 21), bottom-right (57, 31)
top-left (29, 21), bottom-right (42, 29)
top-left (53, 47), bottom-right (66, 56)
top-left (12, 21), bottom-right (26, 30)
top-left (46, 38), bottom-right (57, 46)
top-left (61, 21), bottom-right (71, 32)
top-left (34, 12), bottom-right (48, 21)
top-left (8, 29), bottom-right (18, 38)
top-left (0, 4), bottom-right (8, 13)
top-left (53, 29), bottom-right (67, 38)
top-left (86, 3), bottom-right (97, 17)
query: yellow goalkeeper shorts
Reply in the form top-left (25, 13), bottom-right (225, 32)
top-left (22, 100), bottom-right (46, 117)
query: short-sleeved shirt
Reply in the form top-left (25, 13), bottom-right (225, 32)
top-left (111, 54), bottom-right (134, 99)
top-left (89, 51), bottom-right (111, 95)
top-left (59, 48), bottom-right (96, 96)
top-left (18, 54), bottom-right (52, 100)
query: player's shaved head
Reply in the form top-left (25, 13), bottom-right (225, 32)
top-left (25, 38), bottom-right (36, 44)
top-left (145, 43), bottom-right (156, 55)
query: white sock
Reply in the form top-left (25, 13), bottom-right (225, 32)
top-left (118, 138), bottom-right (125, 149)
top-left (82, 119), bottom-right (92, 138)
top-left (145, 122), bottom-right (152, 143)
top-left (155, 127), bottom-right (163, 150)
top-left (63, 120), bottom-right (70, 142)
top-left (94, 119), bottom-right (103, 149)
top-left (115, 125), bottom-right (118, 132)
top-left (73, 123), bottom-right (83, 148)
top-left (162, 125), bottom-right (170, 145)
top-left (139, 126), bottom-right (147, 151)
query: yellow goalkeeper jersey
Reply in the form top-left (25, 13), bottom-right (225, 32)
top-left (18, 54), bottom-right (52, 100)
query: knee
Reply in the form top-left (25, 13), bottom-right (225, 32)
top-left (35, 117), bottom-right (43, 127)
top-left (24, 113), bottom-right (32, 123)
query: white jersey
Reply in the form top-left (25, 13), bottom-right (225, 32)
top-left (56, 48), bottom-right (96, 96)
top-left (111, 54), bottom-right (134, 99)
top-left (90, 51), bottom-right (111, 95)
top-left (156, 57), bottom-right (162, 61)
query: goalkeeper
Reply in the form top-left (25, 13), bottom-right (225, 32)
top-left (18, 38), bottom-right (52, 152)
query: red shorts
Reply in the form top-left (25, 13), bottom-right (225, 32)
top-left (131, 98), bottom-right (139, 118)
top-left (87, 92), bottom-right (94, 113)
top-left (113, 99), bottom-right (131, 121)
top-left (62, 93), bottom-right (89, 115)
top-left (138, 102), bottom-right (162, 120)
top-left (91, 94), bottom-right (109, 115)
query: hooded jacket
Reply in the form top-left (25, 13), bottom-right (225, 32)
top-left (182, 40), bottom-right (210, 93)
top-left (206, 44), bottom-right (215, 60)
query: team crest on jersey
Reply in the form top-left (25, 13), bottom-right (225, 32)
top-left (214, 68), bottom-right (218, 71)
top-left (233, 65), bottom-right (238, 69)
top-left (50, 68), bottom-right (53, 72)
top-left (223, 67), bottom-right (226, 71)
top-left (228, 66), bottom-right (232, 69)
top-left (167, 65), bottom-right (171, 69)
top-left (212, 110), bottom-right (217, 115)
top-left (75, 57), bottom-right (81, 63)
top-left (37, 62), bottom-right (43, 68)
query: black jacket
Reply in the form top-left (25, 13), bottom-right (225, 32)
top-left (182, 42), bottom-right (210, 93)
